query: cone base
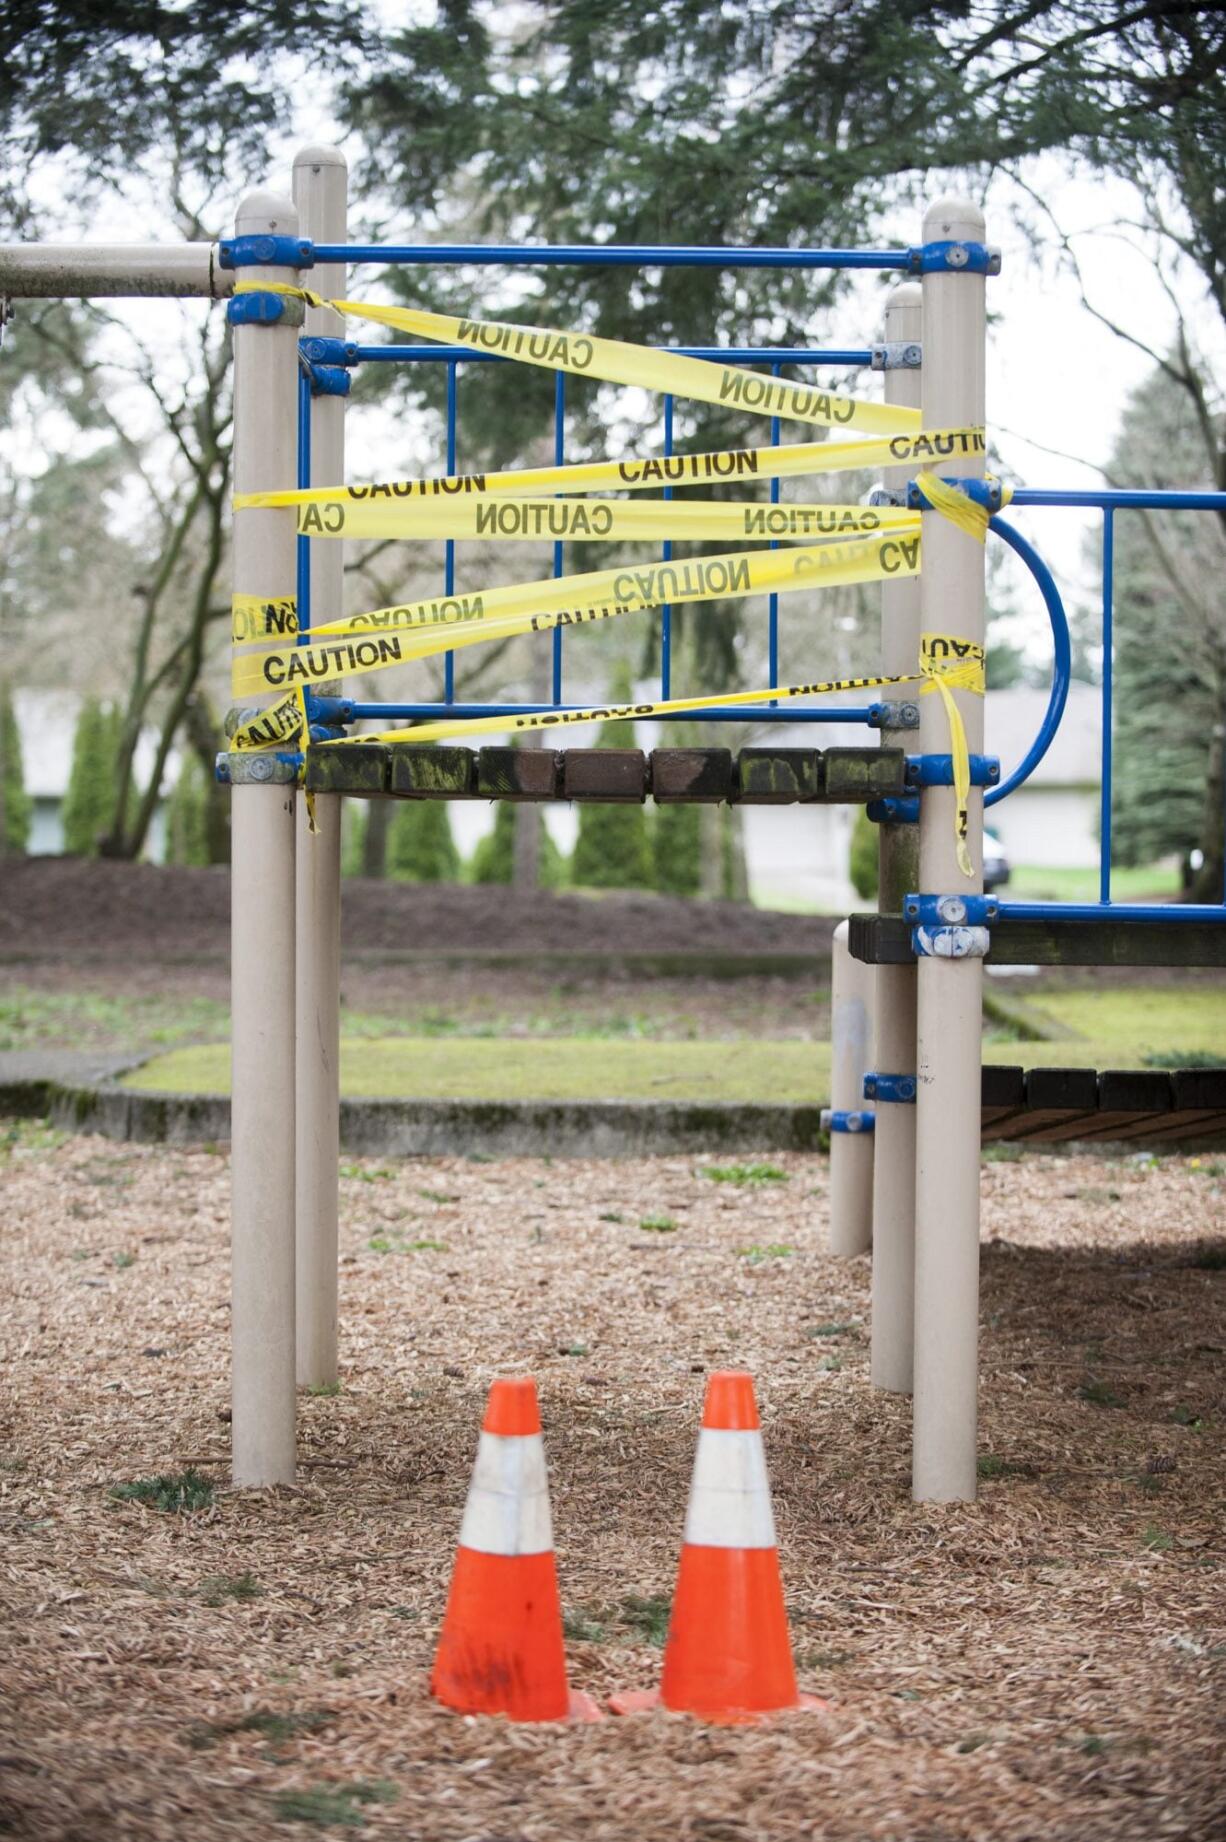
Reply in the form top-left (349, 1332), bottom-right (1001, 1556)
top-left (609, 1686), bottom-right (827, 1726)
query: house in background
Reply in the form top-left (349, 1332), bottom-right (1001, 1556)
top-left (15, 689), bottom-right (178, 859)
top-left (983, 681), bottom-right (1101, 869)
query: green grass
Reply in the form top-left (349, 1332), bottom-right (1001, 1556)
top-left (271, 1781), bottom-right (397, 1828)
top-left (0, 986), bottom-right (230, 1054)
top-left (702, 1162), bottom-right (790, 1185)
top-left (121, 984), bottom-right (1226, 1103)
top-left (1006, 862), bottom-right (1180, 901)
top-left (197, 1572), bottom-right (263, 1606)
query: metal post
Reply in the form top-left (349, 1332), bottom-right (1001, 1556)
top-left (230, 190), bottom-right (302, 1487)
top-left (0, 243), bottom-right (231, 298)
top-left (912, 200), bottom-right (988, 1503)
top-left (871, 285), bottom-right (922, 1390)
top-left (292, 147), bottom-right (347, 1391)
top-left (828, 922), bottom-right (874, 1254)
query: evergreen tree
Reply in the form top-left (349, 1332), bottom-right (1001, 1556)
top-left (471, 800), bottom-right (567, 887)
top-left (342, 804), bottom-right (368, 877)
top-left (848, 806), bottom-right (879, 902)
top-left (164, 753), bottom-right (210, 867)
top-left (1106, 366), bottom-right (1225, 895)
top-left (571, 675), bottom-right (655, 891)
top-left (0, 680), bottom-right (31, 854)
top-left (386, 799), bottom-right (461, 882)
top-left (650, 726), bottom-right (703, 898)
top-left (61, 698), bottom-right (112, 855)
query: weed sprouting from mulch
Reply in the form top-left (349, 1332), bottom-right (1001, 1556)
top-left (109, 1469), bottom-right (214, 1513)
top-left (616, 1594), bottom-right (672, 1646)
top-left (271, 1780), bottom-right (398, 1829)
top-left (1078, 1379), bottom-right (1127, 1409)
top-left (638, 1214), bottom-right (677, 1233)
top-left (702, 1163), bottom-right (790, 1186)
top-left (188, 1709), bottom-right (335, 1752)
top-left (738, 1243), bottom-right (794, 1262)
top-left (197, 1572), bottom-right (262, 1606)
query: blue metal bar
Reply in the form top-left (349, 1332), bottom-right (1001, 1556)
top-left (552, 373), bottom-right (565, 705)
top-left (296, 369), bottom-right (312, 639)
top-left (314, 243), bottom-right (912, 272)
top-left (768, 365), bottom-right (781, 698)
top-left (349, 344), bottom-right (873, 366)
top-left (344, 702), bottom-right (878, 725)
top-left (1100, 509), bottom-right (1114, 904)
top-left (984, 515), bottom-right (1070, 809)
top-left (1013, 488), bottom-right (1226, 512)
top-left (661, 394), bottom-right (673, 701)
top-left (996, 901), bottom-right (1226, 923)
top-left (443, 362), bottom-right (458, 704)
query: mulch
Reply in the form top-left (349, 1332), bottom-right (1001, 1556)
top-left (1, 1126), bottom-right (1223, 1840)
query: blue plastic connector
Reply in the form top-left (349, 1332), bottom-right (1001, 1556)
top-left (827, 1109), bottom-right (875, 1135)
top-left (863, 1073), bottom-right (917, 1104)
top-left (226, 292), bottom-right (288, 326)
top-left (867, 795), bottom-right (919, 824)
top-left (305, 363), bottom-right (351, 398)
top-left (306, 697), bottom-right (354, 725)
top-left (870, 340), bottom-right (922, 370)
top-left (904, 893), bottom-right (999, 927)
top-left (905, 753), bottom-right (1000, 788)
top-left (907, 239), bottom-right (1001, 276)
top-left (908, 476), bottom-right (1003, 512)
top-left (220, 234), bottom-right (315, 270)
top-left (300, 336), bottom-right (360, 367)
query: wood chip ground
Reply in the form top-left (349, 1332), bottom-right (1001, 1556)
top-left (1, 1128), bottom-right (1223, 1841)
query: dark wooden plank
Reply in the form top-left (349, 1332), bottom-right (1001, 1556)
top-left (303, 742), bottom-right (388, 797)
top-left (1171, 1070), bottom-right (1226, 1111)
top-left (650, 748), bottom-right (734, 804)
top-left (822, 748), bottom-right (907, 802)
top-left (1030, 1069), bottom-right (1173, 1144)
top-left (386, 745), bottom-right (476, 799)
top-left (735, 748), bottom-right (823, 804)
top-left (981, 1064), bottom-right (1025, 1125)
top-left (1140, 1109), bottom-right (1226, 1144)
top-left (563, 749), bottom-right (647, 802)
top-left (848, 913), bottom-right (1226, 968)
top-left (990, 1065), bottom-right (1101, 1141)
top-left (477, 746), bottom-right (562, 801)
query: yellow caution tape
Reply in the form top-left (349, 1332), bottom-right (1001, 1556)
top-left (917, 632), bottom-right (986, 879)
top-left (235, 427), bottom-right (986, 512)
top-left (231, 593), bottom-right (299, 643)
top-left (230, 690), bottom-right (305, 751)
top-left (288, 494), bottom-right (920, 543)
top-left (230, 529), bottom-right (922, 700)
top-left (914, 470), bottom-right (1013, 541)
top-left (235, 282), bottom-right (918, 437)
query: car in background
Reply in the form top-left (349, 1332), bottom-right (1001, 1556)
top-left (983, 829), bottom-right (1010, 891)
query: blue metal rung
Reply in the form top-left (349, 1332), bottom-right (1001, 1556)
top-left (905, 753), bottom-right (1000, 788)
top-left (863, 1073), bottom-right (917, 1104)
top-left (311, 241), bottom-right (917, 272)
top-left (220, 235), bottom-right (314, 269)
top-left (348, 343), bottom-right (874, 366)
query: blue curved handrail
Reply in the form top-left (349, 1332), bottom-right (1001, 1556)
top-left (983, 513), bottom-right (1071, 810)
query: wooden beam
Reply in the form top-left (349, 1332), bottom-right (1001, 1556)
top-left (849, 912), bottom-right (1226, 969)
top-left (735, 748), bottom-right (823, 803)
top-left (386, 745), bottom-right (476, 799)
top-left (476, 747), bottom-right (562, 801)
top-left (823, 748), bottom-right (907, 802)
top-left (562, 749), bottom-right (648, 802)
top-left (650, 748), bottom-right (734, 803)
top-left (302, 742), bottom-right (387, 797)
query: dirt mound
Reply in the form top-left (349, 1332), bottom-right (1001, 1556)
top-left (0, 857), bottom-right (832, 963)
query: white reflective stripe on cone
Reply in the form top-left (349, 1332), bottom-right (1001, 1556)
top-left (457, 1431), bottom-right (553, 1556)
top-left (682, 1428), bottom-right (777, 1549)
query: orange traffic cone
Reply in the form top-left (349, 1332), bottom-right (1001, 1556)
top-left (431, 1376), bottom-right (601, 1723)
top-left (611, 1370), bottom-right (823, 1724)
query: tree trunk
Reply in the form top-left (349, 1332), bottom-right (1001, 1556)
top-left (362, 800), bottom-right (391, 877)
top-left (1190, 702), bottom-right (1226, 903)
top-left (183, 690), bottom-right (230, 864)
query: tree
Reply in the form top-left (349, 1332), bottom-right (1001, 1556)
top-left (0, 679), bottom-right (31, 854)
top-left (471, 801), bottom-right (568, 887)
top-left (165, 753), bottom-right (211, 867)
top-left (387, 800), bottom-right (462, 882)
top-left (848, 807), bottom-right (879, 903)
top-left (1105, 364), bottom-right (1225, 895)
top-left (62, 698), bottom-right (119, 855)
top-left (571, 671), bottom-right (655, 890)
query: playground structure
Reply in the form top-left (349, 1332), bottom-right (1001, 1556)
top-left (2, 146), bottom-right (1224, 1513)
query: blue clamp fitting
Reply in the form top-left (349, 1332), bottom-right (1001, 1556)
top-left (867, 701), bottom-right (920, 731)
top-left (905, 753), bottom-right (1000, 788)
top-left (824, 1109), bottom-right (875, 1135)
top-left (305, 696), bottom-right (354, 725)
top-left (308, 724), bottom-right (348, 742)
top-left (305, 363), bottom-right (351, 398)
top-left (906, 239), bottom-right (1001, 276)
top-left (908, 476), bottom-right (1003, 513)
top-left (870, 340), bottom-right (922, 371)
top-left (219, 234), bottom-right (315, 270)
top-left (227, 291), bottom-right (288, 327)
top-left (912, 924), bottom-right (991, 960)
top-left (863, 1072), bottom-right (917, 1104)
top-left (904, 892), bottom-right (999, 927)
top-left (867, 795), bottom-right (919, 825)
top-left (300, 336), bottom-right (360, 367)
top-left (867, 485), bottom-right (907, 508)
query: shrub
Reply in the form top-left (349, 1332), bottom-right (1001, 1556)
top-left (386, 800), bottom-right (460, 882)
top-left (848, 805), bottom-right (879, 901)
top-left (0, 680), bottom-right (31, 853)
top-left (165, 754), bottom-right (211, 866)
top-left (471, 800), bottom-right (567, 887)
